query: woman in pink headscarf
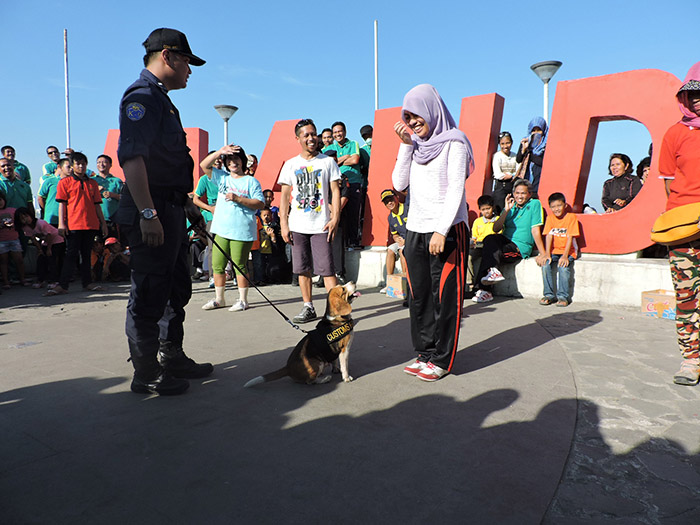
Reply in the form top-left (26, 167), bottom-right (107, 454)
top-left (659, 62), bottom-right (700, 386)
top-left (392, 84), bottom-right (474, 382)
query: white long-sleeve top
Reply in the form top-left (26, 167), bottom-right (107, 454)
top-left (391, 141), bottom-right (469, 236)
top-left (492, 150), bottom-right (519, 180)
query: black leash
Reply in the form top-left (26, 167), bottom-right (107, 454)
top-left (190, 224), bottom-right (309, 334)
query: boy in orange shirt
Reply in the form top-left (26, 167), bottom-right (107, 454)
top-left (539, 192), bottom-right (579, 307)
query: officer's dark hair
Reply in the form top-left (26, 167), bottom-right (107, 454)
top-left (321, 128), bottom-right (332, 135)
top-left (143, 51), bottom-right (161, 67)
top-left (46, 145), bottom-right (59, 153)
top-left (477, 195), bottom-right (494, 208)
top-left (223, 146), bottom-right (248, 172)
top-left (70, 151), bottom-right (88, 165)
top-left (294, 119), bottom-right (316, 136)
top-left (548, 192), bottom-right (567, 205)
top-left (97, 154), bottom-right (112, 164)
top-left (331, 121), bottom-right (346, 132)
top-left (57, 157), bottom-right (71, 168)
top-left (1, 145), bottom-right (14, 154)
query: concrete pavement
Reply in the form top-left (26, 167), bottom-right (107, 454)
top-left (0, 280), bottom-right (698, 524)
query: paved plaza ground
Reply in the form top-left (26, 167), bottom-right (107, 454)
top-left (1, 280), bottom-right (698, 524)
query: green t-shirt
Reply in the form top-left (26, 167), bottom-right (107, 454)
top-left (0, 176), bottom-right (33, 209)
top-left (38, 177), bottom-right (61, 225)
top-left (91, 174), bottom-right (123, 221)
top-left (13, 161), bottom-right (31, 185)
top-left (194, 175), bottom-right (218, 223)
top-left (503, 198), bottom-right (544, 258)
top-left (359, 143), bottom-right (371, 188)
top-left (323, 139), bottom-right (362, 184)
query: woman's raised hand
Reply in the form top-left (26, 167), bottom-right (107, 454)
top-left (394, 121), bottom-right (413, 145)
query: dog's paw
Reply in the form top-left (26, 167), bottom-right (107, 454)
top-left (343, 375), bottom-right (354, 383)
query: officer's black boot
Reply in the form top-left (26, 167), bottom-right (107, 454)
top-left (129, 344), bottom-right (190, 396)
top-left (158, 340), bottom-right (214, 379)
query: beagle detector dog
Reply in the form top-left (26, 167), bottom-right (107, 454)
top-left (244, 282), bottom-right (360, 387)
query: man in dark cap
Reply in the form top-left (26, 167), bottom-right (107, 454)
top-left (116, 28), bottom-right (211, 396)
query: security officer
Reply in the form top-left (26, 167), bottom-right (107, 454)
top-left (116, 28), bottom-right (212, 395)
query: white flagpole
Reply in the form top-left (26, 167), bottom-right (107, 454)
top-left (374, 20), bottom-right (378, 111)
top-left (64, 29), bottom-right (71, 149)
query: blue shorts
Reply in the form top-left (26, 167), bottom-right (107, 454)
top-left (0, 239), bottom-right (22, 254)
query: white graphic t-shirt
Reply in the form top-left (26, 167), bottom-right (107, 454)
top-left (278, 153), bottom-right (341, 234)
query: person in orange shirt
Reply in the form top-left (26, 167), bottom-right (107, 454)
top-left (539, 192), bottom-right (579, 307)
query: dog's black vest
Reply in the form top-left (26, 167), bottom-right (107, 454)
top-left (308, 318), bottom-right (354, 362)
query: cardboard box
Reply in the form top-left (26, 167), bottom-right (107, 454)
top-left (386, 273), bottom-right (408, 299)
top-left (641, 289), bottom-right (676, 320)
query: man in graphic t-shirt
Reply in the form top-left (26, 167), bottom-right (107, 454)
top-left (279, 119), bottom-right (341, 324)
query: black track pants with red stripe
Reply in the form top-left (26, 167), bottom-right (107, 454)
top-left (404, 222), bottom-right (468, 372)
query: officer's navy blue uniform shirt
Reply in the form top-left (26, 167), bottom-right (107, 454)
top-left (117, 69), bottom-right (194, 197)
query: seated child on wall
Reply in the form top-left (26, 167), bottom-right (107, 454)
top-left (102, 237), bottom-right (130, 282)
top-left (379, 189), bottom-right (409, 293)
top-left (469, 194), bottom-right (499, 287)
top-left (539, 192), bottom-right (580, 307)
top-left (15, 207), bottom-right (65, 289)
top-left (258, 207), bottom-right (291, 284)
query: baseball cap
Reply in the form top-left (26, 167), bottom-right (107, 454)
top-left (380, 189), bottom-right (395, 201)
top-left (143, 28), bottom-right (205, 67)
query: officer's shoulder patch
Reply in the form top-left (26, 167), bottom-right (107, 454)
top-left (125, 102), bottom-right (146, 122)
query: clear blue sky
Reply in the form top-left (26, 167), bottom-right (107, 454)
top-left (2, 1), bottom-right (695, 208)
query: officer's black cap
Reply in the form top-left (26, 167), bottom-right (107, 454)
top-left (143, 28), bottom-right (205, 67)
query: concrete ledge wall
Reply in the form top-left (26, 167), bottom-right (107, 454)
top-left (346, 248), bottom-right (673, 308)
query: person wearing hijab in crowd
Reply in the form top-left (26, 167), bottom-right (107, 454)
top-left (392, 84), bottom-right (473, 382)
top-left (516, 117), bottom-right (548, 195)
top-left (659, 62), bottom-right (700, 386)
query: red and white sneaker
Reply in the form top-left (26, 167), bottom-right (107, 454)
top-left (481, 267), bottom-right (505, 284)
top-left (472, 289), bottom-right (494, 303)
top-left (416, 362), bottom-right (448, 382)
top-left (403, 359), bottom-right (428, 376)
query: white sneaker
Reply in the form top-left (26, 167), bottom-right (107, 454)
top-left (481, 267), bottom-right (505, 284)
top-left (379, 286), bottom-right (388, 294)
top-left (202, 299), bottom-right (225, 310)
top-left (472, 290), bottom-right (493, 303)
top-left (228, 300), bottom-right (249, 312)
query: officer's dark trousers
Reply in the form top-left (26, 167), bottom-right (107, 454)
top-left (403, 222), bottom-right (468, 371)
top-left (123, 200), bottom-right (191, 358)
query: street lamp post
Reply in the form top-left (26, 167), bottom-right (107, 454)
top-left (530, 61), bottom-right (562, 124)
top-left (214, 105), bottom-right (238, 146)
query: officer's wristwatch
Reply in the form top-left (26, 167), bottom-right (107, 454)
top-left (140, 208), bottom-right (158, 220)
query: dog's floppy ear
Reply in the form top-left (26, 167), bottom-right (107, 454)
top-left (328, 286), bottom-right (352, 317)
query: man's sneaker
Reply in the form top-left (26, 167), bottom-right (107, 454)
top-left (228, 300), bottom-right (249, 312)
top-left (416, 362), bottom-right (448, 382)
top-left (293, 305), bottom-right (317, 324)
top-left (202, 299), bottom-right (225, 310)
top-left (673, 357), bottom-right (700, 386)
top-left (158, 342), bottom-right (214, 379)
top-left (404, 359), bottom-right (427, 376)
top-left (379, 286), bottom-right (388, 294)
top-left (481, 267), bottom-right (505, 284)
top-left (472, 289), bottom-right (493, 303)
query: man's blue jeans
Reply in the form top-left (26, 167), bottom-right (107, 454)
top-left (542, 255), bottom-right (575, 302)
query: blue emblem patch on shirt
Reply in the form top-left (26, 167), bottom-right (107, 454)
top-left (126, 102), bottom-right (146, 121)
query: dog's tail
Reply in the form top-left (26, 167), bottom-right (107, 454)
top-left (244, 367), bottom-right (289, 388)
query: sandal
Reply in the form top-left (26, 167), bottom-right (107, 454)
top-left (539, 297), bottom-right (556, 305)
top-left (555, 299), bottom-right (569, 307)
top-left (44, 286), bottom-right (68, 296)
